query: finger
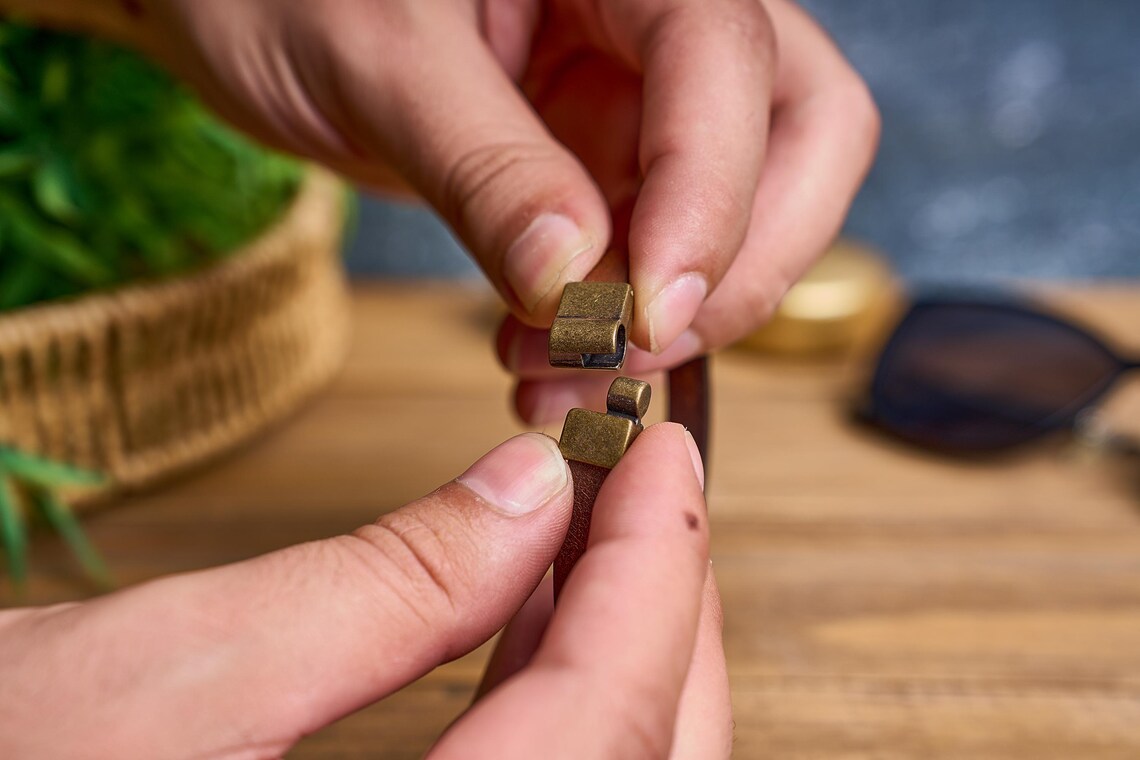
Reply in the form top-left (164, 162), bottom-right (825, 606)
top-left (475, 576), bottom-right (555, 699)
top-left (671, 565), bottom-right (733, 759)
top-left (430, 424), bottom-right (709, 759)
top-left (564, 0), bottom-right (776, 354)
top-left (523, 38), bottom-right (645, 213)
top-left (321, 7), bottom-right (611, 326)
top-left (500, 0), bottom-right (880, 369)
top-left (0, 434), bottom-right (573, 759)
top-left (689, 0), bottom-right (881, 346)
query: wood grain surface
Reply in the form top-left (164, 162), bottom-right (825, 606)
top-left (5, 283), bottom-right (1140, 758)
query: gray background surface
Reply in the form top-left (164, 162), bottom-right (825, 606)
top-left (343, 0), bottom-right (1140, 284)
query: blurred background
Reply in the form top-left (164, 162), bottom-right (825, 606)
top-left (346, 0), bottom-right (1140, 283)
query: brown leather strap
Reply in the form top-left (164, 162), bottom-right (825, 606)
top-left (668, 356), bottom-right (710, 471)
top-left (554, 355), bottom-right (709, 599)
top-left (553, 459), bottom-right (610, 597)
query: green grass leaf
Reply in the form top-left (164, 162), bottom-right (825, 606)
top-left (0, 23), bottom-right (304, 311)
top-left (32, 487), bottom-right (113, 590)
top-left (7, 213), bottom-right (115, 286)
top-left (0, 256), bottom-right (48, 310)
top-left (39, 53), bottom-right (69, 105)
top-left (0, 447), bottom-right (105, 489)
top-left (32, 161), bottom-right (80, 221)
top-left (0, 145), bottom-right (37, 177)
top-left (0, 470), bottom-right (28, 590)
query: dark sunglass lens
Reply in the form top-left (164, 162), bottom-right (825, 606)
top-left (870, 302), bottom-right (1122, 450)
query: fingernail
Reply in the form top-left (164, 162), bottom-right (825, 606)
top-left (458, 434), bottom-right (569, 516)
top-left (646, 274), bottom-right (708, 354)
top-left (683, 429), bottom-right (705, 491)
top-left (504, 213), bottom-right (594, 314)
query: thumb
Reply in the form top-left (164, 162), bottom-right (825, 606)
top-left (364, 14), bottom-right (610, 325)
top-left (0, 434), bottom-right (572, 759)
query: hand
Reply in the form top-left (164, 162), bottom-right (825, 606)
top-left (494, 0), bottom-right (882, 424)
top-left (21, 0), bottom-right (877, 424)
top-left (0, 425), bottom-right (728, 758)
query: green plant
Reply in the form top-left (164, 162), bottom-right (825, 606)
top-left (0, 446), bottom-right (110, 592)
top-left (0, 24), bottom-right (305, 588)
top-left (0, 22), bottom-right (302, 310)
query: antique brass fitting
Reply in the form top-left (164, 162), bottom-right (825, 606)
top-left (548, 282), bottom-right (633, 369)
top-left (558, 376), bottom-right (651, 469)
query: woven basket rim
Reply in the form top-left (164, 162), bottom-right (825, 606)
top-left (0, 165), bottom-right (349, 506)
top-left (0, 166), bottom-right (339, 338)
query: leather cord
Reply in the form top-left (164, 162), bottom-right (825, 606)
top-left (553, 459), bottom-right (611, 597)
top-left (554, 355), bottom-right (709, 598)
top-left (667, 355), bottom-right (710, 472)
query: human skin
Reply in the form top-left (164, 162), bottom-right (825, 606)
top-left (5, 0), bottom-right (879, 423)
top-left (0, 425), bottom-right (729, 758)
top-left (0, 2), bottom-right (874, 753)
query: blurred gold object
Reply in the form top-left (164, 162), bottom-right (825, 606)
top-left (739, 239), bottom-right (897, 356)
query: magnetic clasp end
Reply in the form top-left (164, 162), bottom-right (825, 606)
top-left (547, 282), bottom-right (633, 370)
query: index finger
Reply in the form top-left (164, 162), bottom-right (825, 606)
top-left (578, 0), bottom-right (776, 354)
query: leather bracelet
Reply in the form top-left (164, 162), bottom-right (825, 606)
top-left (552, 357), bottom-right (709, 597)
top-left (548, 282), bottom-right (709, 598)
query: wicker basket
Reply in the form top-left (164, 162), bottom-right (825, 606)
top-left (0, 168), bottom-right (351, 507)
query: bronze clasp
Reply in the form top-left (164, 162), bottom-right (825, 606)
top-left (548, 282), bottom-right (633, 370)
top-left (558, 376), bottom-right (651, 469)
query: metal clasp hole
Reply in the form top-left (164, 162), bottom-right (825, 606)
top-left (582, 326), bottom-right (625, 369)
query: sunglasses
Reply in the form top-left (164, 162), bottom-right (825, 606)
top-left (853, 294), bottom-right (1140, 454)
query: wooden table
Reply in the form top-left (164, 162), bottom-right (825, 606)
top-left (9, 283), bottom-right (1140, 758)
